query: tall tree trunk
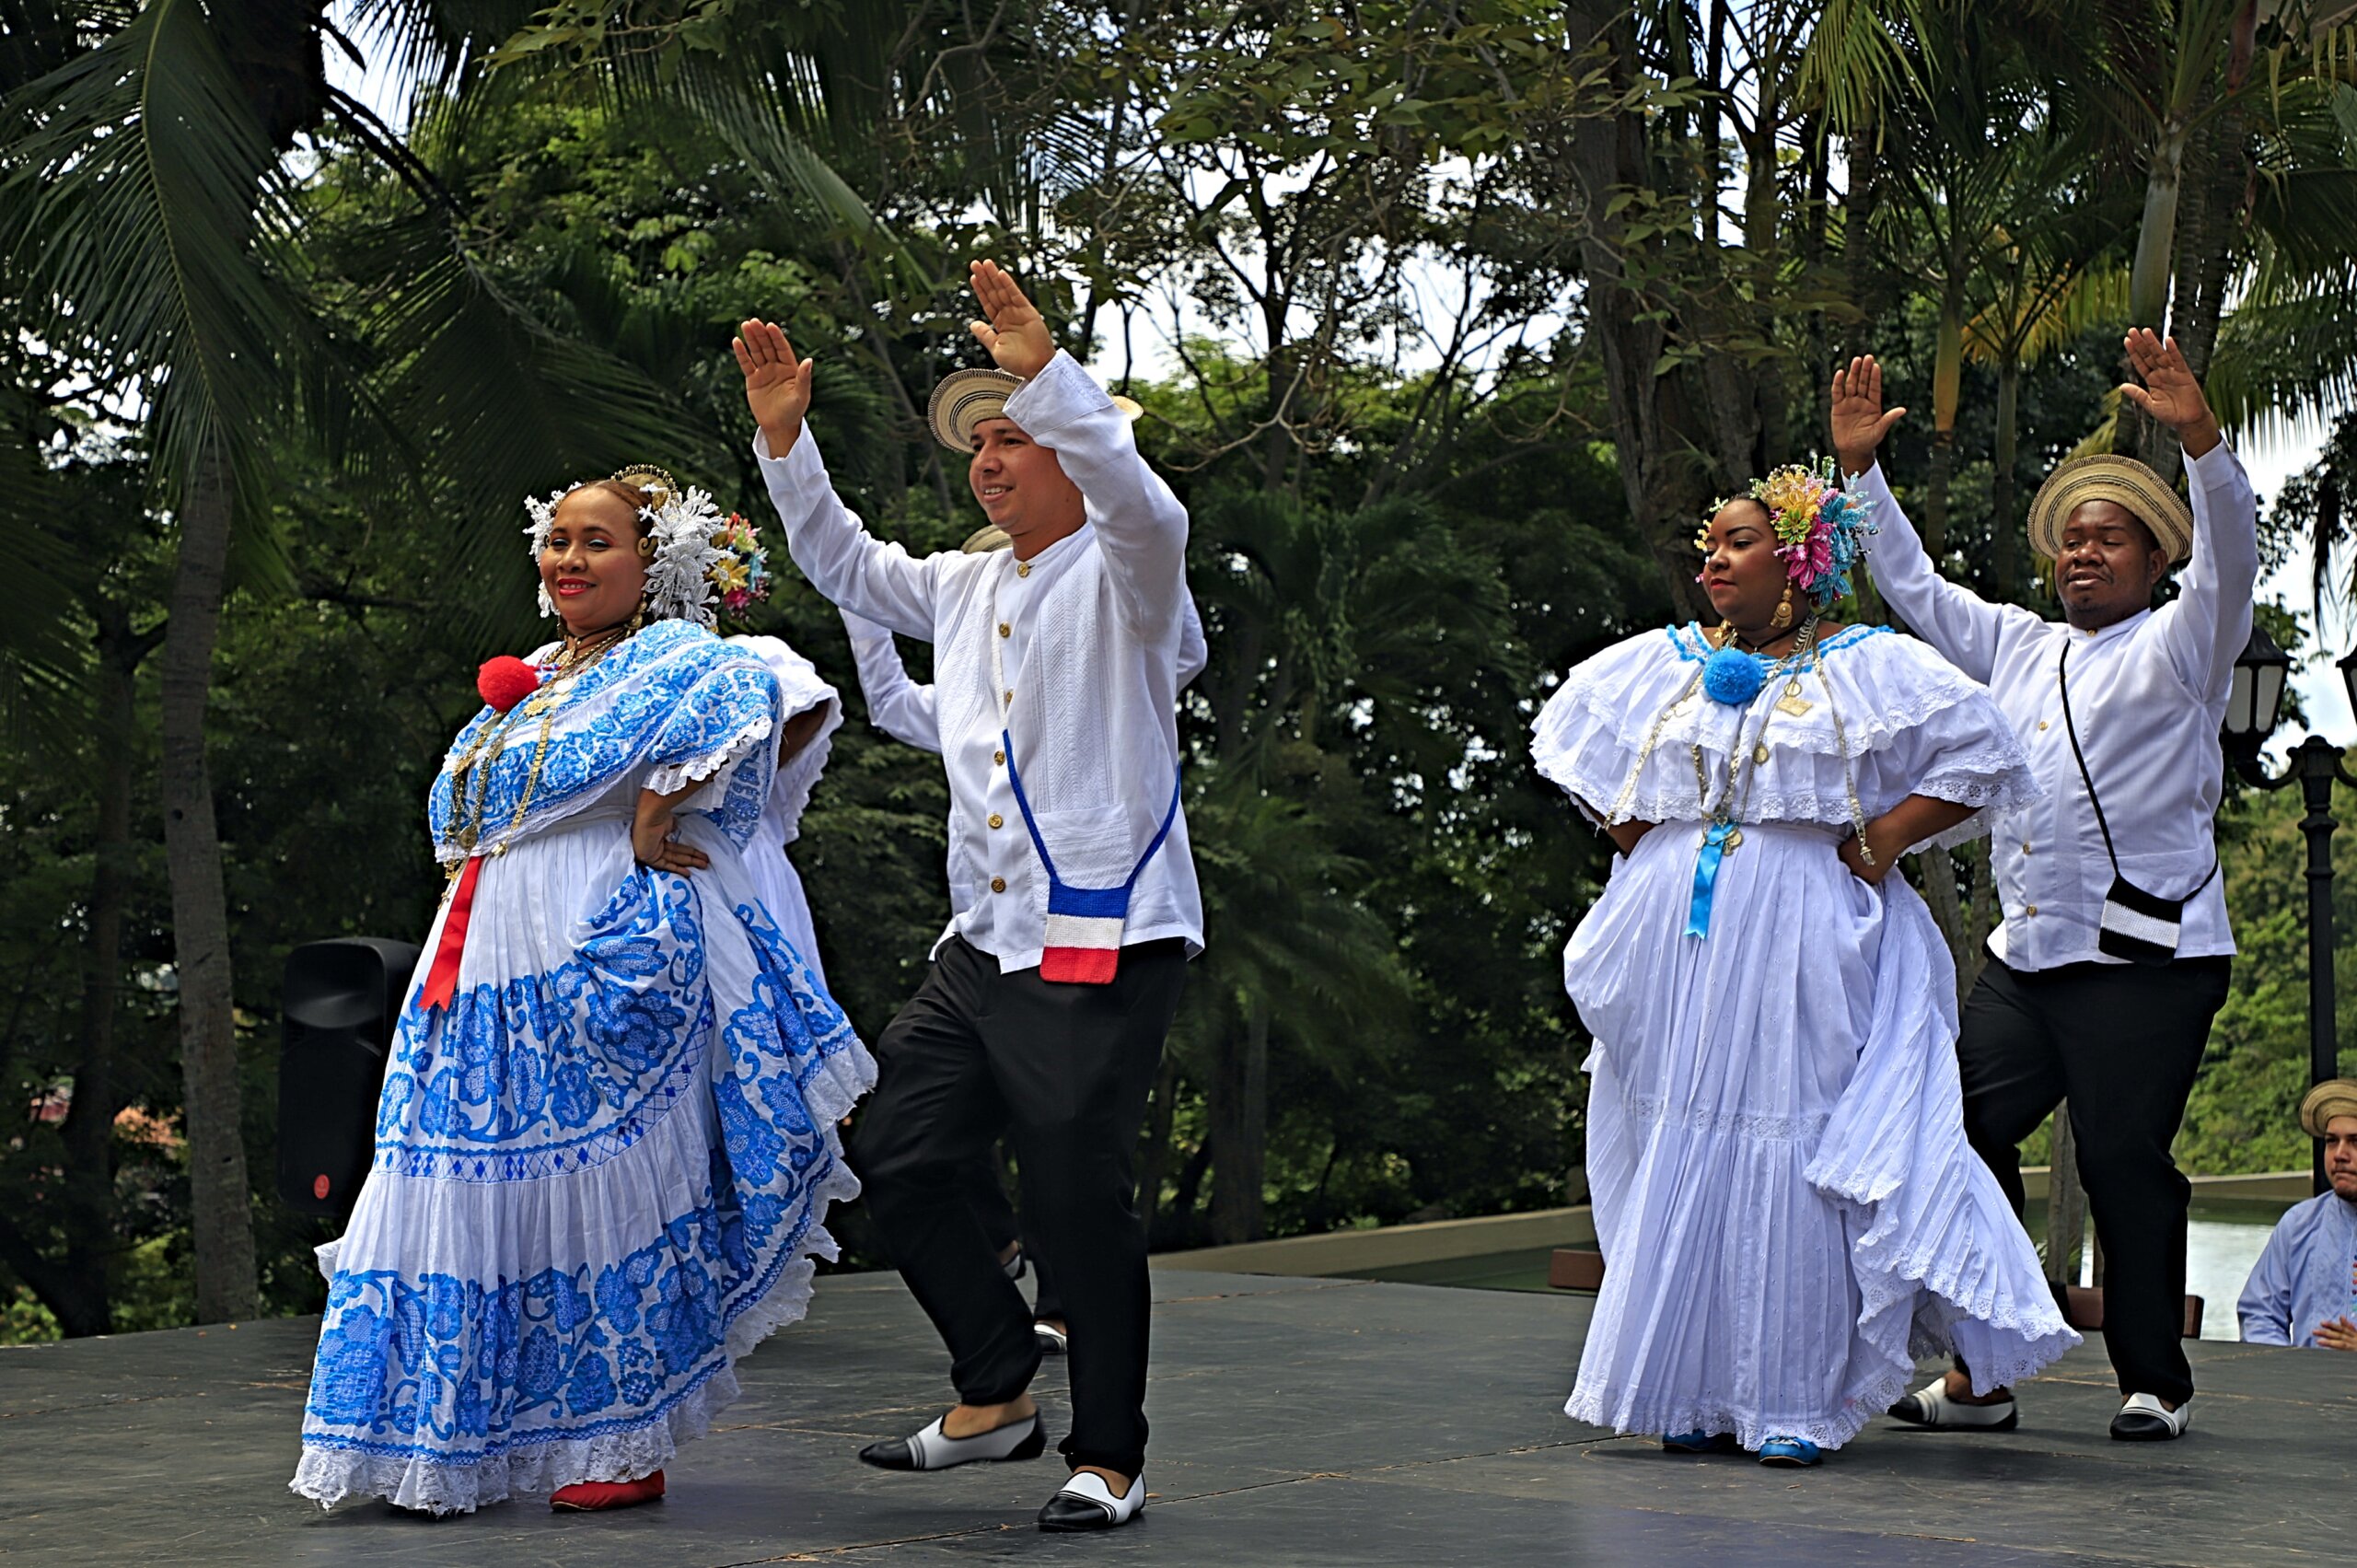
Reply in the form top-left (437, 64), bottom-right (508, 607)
top-left (1961, 839), bottom-right (1995, 993)
top-left (161, 449), bottom-right (257, 1323)
top-left (50, 607), bottom-right (152, 1337)
top-left (1992, 354), bottom-right (2023, 600)
top-left (1922, 277), bottom-right (1966, 560)
top-left (2121, 115), bottom-right (2192, 468)
top-left (1914, 844), bottom-right (1976, 993)
top-left (2156, 94), bottom-right (2247, 487)
top-left (1208, 1001), bottom-right (1271, 1245)
top-left (1566, 0), bottom-right (1736, 620)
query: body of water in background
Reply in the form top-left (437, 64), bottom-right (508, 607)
top-left (1352, 1196), bottom-right (2299, 1342)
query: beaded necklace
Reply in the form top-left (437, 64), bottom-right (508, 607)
top-left (1677, 618), bottom-right (1820, 936)
top-left (447, 613), bottom-right (639, 858)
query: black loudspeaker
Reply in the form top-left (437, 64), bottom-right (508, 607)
top-left (277, 937), bottom-right (419, 1218)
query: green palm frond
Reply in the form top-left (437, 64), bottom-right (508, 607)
top-left (2208, 267), bottom-right (2357, 441)
top-left (1, 0), bottom-right (300, 522)
top-left (331, 206), bottom-right (736, 650)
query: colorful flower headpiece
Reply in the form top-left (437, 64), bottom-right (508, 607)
top-left (1697, 458), bottom-right (1879, 610)
top-left (523, 472), bottom-right (773, 629)
top-left (708, 512), bottom-right (772, 618)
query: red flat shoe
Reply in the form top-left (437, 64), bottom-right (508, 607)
top-left (550, 1469), bottom-right (666, 1512)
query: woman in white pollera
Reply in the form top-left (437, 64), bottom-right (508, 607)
top-left (1530, 454), bottom-right (2077, 1466)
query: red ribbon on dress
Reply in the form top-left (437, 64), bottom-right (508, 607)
top-left (418, 854), bottom-right (484, 1011)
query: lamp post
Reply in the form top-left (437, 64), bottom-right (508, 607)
top-left (2223, 624), bottom-right (2355, 1196)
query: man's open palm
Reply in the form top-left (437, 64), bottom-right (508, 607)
top-left (969, 260), bottom-right (1056, 380)
top-left (2119, 329), bottom-right (2213, 436)
top-left (735, 319), bottom-right (814, 447)
top-left (1829, 355), bottom-right (1906, 474)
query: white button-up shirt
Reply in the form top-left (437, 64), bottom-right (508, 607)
top-left (843, 600), bottom-right (1210, 755)
top-left (1858, 442), bottom-right (2258, 970)
top-left (758, 352), bottom-right (1202, 972)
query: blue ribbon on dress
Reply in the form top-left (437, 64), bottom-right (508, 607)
top-left (1685, 821), bottom-right (1740, 938)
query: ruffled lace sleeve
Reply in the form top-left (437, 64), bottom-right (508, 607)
top-left (726, 633), bottom-right (842, 846)
top-left (1530, 623), bottom-right (2038, 835)
top-left (1836, 633), bottom-right (2039, 848)
top-left (1530, 628), bottom-right (1709, 826)
top-left (641, 636), bottom-right (783, 842)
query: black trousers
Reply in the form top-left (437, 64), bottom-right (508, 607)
top-left (854, 935), bottom-right (1185, 1477)
top-left (1953, 956), bottom-right (2230, 1404)
top-left (962, 1154), bottom-right (1063, 1322)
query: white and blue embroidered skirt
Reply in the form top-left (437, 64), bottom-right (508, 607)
top-left (290, 813), bottom-right (875, 1514)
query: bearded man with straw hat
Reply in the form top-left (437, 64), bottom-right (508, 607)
top-left (1829, 328), bottom-right (2258, 1444)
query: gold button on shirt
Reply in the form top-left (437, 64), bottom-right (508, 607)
top-left (991, 877), bottom-right (1007, 894)
top-left (989, 814), bottom-right (1004, 830)
top-left (993, 749), bottom-right (1005, 765)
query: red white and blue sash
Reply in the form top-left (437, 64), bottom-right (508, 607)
top-left (1003, 728), bottom-right (1179, 983)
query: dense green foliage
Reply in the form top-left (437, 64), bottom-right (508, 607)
top-left (2, 0), bottom-right (2353, 1340)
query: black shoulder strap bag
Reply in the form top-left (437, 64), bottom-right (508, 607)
top-left (2057, 642), bottom-right (2219, 965)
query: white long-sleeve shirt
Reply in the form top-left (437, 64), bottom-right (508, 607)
top-left (759, 350), bottom-right (1202, 971)
top-left (1858, 442), bottom-right (2258, 969)
top-left (841, 599), bottom-right (1209, 753)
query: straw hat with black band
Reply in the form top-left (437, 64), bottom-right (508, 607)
top-left (2026, 455), bottom-right (2197, 566)
top-left (926, 366), bottom-right (1144, 453)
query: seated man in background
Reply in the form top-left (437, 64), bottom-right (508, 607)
top-left (2236, 1080), bottom-right (2357, 1351)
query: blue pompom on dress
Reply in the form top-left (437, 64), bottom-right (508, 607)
top-left (1532, 621), bottom-right (2078, 1451)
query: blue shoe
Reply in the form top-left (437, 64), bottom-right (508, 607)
top-left (1756, 1435), bottom-right (1821, 1467)
top-left (1661, 1430), bottom-right (1739, 1454)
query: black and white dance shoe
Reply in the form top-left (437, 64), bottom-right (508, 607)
top-left (857, 1411), bottom-right (1046, 1471)
top-left (1034, 1320), bottom-right (1069, 1355)
top-left (1887, 1376), bottom-right (2018, 1430)
top-left (1038, 1470), bottom-right (1145, 1532)
top-left (2108, 1393), bottom-right (2192, 1441)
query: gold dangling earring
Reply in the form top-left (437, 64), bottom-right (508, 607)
top-left (1770, 587), bottom-right (1794, 630)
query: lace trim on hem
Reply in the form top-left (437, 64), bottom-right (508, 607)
top-left (644, 714), bottom-right (776, 799)
top-left (289, 1169), bottom-right (859, 1517)
top-left (1564, 1389), bottom-right (1883, 1454)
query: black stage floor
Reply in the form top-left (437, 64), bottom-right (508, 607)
top-left (3, 1269), bottom-right (2347, 1566)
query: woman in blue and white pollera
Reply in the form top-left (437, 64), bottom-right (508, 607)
top-left (1530, 462), bottom-right (2078, 1466)
top-left (290, 467), bottom-right (875, 1516)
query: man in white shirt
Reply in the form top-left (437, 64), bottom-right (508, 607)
top-left (839, 578), bottom-right (1206, 1361)
top-left (1830, 331), bottom-right (2256, 1444)
top-left (734, 259), bottom-right (1197, 1532)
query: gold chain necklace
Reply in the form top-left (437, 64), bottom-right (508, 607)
top-left (447, 612), bottom-right (641, 857)
top-left (1688, 616), bottom-right (1821, 853)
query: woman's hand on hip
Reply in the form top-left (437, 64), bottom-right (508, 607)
top-left (634, 782), bottom-right (712, 873)
top-left (1839, 823), bottom-right (1896, 885)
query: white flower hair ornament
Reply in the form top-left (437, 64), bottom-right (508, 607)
top-left (522, 465), bottom-right (770, 629)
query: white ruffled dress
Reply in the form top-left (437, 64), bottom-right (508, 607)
top-left (1531, 622), bottom-right (2078, 1451)
top-left (292, 620), bottom-right (877, 1514)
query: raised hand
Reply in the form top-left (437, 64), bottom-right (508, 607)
top-left (1829, 355), bottom-right (1907, 477)
top-left (967, 259), bottom-right (1057, 380)
top-left (2119, 328), bottom-right (2221, 457)
top-left (734, 318), bottom-right (815, 454)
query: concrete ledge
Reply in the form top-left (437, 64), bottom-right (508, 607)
top-left (2024, 1167), bottom-right (2311, 1202)
top-left (1151, 1167), bottom-right (2307, 1282)
top-left (1151, 1204), bottom-right (1596, 1277)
